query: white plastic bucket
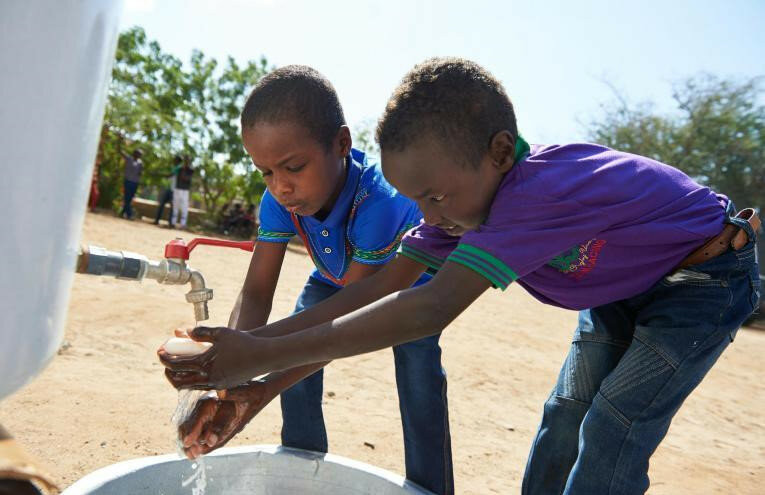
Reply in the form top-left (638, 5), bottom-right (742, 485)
top-left (62, 445), bottom-right (433, 495)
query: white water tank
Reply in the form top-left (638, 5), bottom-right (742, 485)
top-left (0, 0), bottom-right (123, 400)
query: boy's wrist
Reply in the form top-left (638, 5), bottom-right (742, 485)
top-left (255, 374), bottom-right (281, 400)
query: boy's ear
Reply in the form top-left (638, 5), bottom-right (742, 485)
top-left (336, 125), bottom-right (352, 158)
top-left (488, 130), bottom-right (516, 172)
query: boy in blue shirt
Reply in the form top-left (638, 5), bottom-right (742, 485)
top-left (161, 59), bottom-right (759, 494)
top-left (174, 65), bottom-right (453, 494)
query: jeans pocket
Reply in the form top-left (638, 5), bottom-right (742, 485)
top-left (750, 273), bottom-right (762, 314)
top-left (734, 240), bottom-right (757, 263)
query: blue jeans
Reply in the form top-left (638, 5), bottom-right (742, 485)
top-left (120, 179), bottom-right (138, 219)
top-left (280, 277), bottom-right (454, 494)
top-left (523, 211), bottom-right (760, 494)
top-left (154, 188), bottom-right (173, 224)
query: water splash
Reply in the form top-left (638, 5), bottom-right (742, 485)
top-left (172, 388), bottom-right (213, 494)
top-left (181, 457), bottom-right (207, 495)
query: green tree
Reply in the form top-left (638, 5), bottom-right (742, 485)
top-left (181, 51), bottom-right (270, 217)
top-left (351, 118), bottom-right (380, 157)
top-left (99, 27), bottom-right (187, 208)
top-left (96, 27), bottom-right (271, 223)
top-left (587, 75), bottom-right (764, 210)
top-left (588, 75), bottom-right (764, 274)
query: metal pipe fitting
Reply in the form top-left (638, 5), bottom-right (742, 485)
top-left (76, 245), bottom-right (148, 280)
top-left (76, 245), bottom-right (212, 322)
top-left (185, 269), bottom-right (212, 322)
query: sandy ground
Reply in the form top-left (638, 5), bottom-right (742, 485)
top-left (1, 211), bottom-right (764, 494)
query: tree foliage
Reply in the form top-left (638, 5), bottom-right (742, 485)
top-left (351, 118), bottom-right (380, 157)
top-left (96, 27), bottom-right (270, 219)
top-left (587, 75), bottom-right (764, 210)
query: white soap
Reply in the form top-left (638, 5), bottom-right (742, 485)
top-left (163, 337), bottom-right (212, 356)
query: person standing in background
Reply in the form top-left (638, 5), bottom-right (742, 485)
top-left (171, 155), bottom-right (194, 229)
top-left (119, 148), bottom-right (143, 220)
top-left (154, 154), bottom-right (181, 226)
top-left (87, 148), bottom-right (102, 211)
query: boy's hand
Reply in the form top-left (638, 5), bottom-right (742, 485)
top-left (158, 326), bottom-right (275, 390)
top-left (179, 381), bottom-right (275, 459)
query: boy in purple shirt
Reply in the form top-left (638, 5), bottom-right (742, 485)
top-left (160, 58), bottom-right (760, 494)
top-left (401, 141), bottom-right (729, 311)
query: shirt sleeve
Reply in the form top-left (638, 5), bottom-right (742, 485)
top-left (257, 190), bottom-right (296, 243)
top-left (453, 192), bottom-right (611, 290)
top-left (399, 221), bottom-right (460, 272)
top-left (347, 188), bottom-right (422, 265)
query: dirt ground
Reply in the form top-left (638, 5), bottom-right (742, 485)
top-left (2, 212), bottom-right (763, 494)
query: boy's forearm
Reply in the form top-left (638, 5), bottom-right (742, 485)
top-left (229, 290), bottom-right (271, 330)
top-left (251, 274), bottom-right (393, 394)
top-left (249, 278), bottom-right (385, 338)
top-left (241, 258), bottom-right (424, 391)
top-left (249, 256), bottom-right (423, 338)
top-left (264, 287), bottom-right (444, 371)
top-left (264, 262), bottom-right (491, 371)
top-left (261, 362), bottom-right (328, 396)
top-left (274, 287), bottom-right (445, 369)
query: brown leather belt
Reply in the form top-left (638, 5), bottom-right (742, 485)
top-left (677, 208), bottom-right (761, 269)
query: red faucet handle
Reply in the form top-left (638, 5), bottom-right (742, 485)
top-left (164, 238), bottom-right (256, 260)
top-left (164, 238), bottom-right (191, 260)
top-left (187, 238), bottom-right (256, 256)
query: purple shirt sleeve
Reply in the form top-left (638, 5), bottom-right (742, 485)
top-left (399, 221), bottom-right (460, 273)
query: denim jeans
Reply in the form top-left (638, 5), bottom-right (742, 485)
top-left (280, 277), bottom-right (454, 494)
top-left (120, 179), bottom-right (138, 218)
top-left (523, 210), bottom-right (760, 495)
top-left (154, 188), bottom-right (173, 224)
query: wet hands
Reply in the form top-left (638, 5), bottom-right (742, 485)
top-left (179, 381), bottom-right (275, 459)
top-left (158, 326), bottom-right (275, 390)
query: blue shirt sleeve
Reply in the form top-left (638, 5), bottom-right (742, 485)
top-left (257, 189), bottom-right (296, 243)
top-left (348, 167), bottom-right (423, 265)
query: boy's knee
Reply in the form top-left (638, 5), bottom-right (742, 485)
top-left (544, 393), bottom-right (591, 419)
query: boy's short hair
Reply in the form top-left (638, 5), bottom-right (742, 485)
top-left (376, 57), bottom-right (517, 167)
top-left (241, 65), bottom-right (346, 150)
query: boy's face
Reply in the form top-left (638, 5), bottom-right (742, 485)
top-left (242, 122), bottom-right (350, 217)
top-left (382, 134), bottom-right (513, 236)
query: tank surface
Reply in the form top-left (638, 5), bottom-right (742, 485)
top-left (0, 0), bottom-right (123, 400)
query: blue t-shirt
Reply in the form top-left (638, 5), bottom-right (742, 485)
top-left (258, 148), bottom-right (430, 288)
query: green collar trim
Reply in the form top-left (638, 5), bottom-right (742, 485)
top-left (514, 134), bottom-right (530, 164)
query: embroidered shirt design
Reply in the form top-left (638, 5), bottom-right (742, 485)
top-left (548, 238), bottom-right (607, 281)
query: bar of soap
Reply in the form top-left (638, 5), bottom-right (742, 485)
top-left (163, 337), bottom-right (212, 356)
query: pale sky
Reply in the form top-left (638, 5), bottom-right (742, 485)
top-left (121, 0), bottom-right (764, 144)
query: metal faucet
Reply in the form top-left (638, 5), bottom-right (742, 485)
top-left (76, 237), bottom-right (255, 321)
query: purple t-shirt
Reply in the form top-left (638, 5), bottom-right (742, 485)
top-left (400, 143), bottom-right (727, 310)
